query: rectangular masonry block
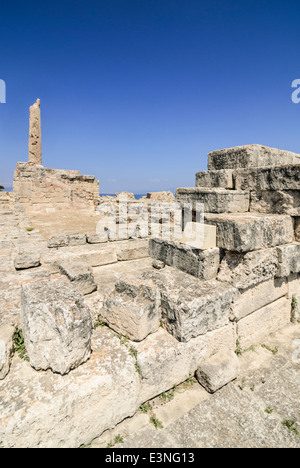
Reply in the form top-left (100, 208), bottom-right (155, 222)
top-left (207, 145), bottom-right (300, 171)
top-left (102, 275), bottom-right (161, 342)
top-left (176, 187), bottom-right (250, 213)
top-left (234, 165), bottom-right (300, 191)
top-left (132, 324), bottom-right (237, 403)
top-left (231, 277), bottom-right (288, 322)
top-left (217, 248), bottom-right (279, 291)
top-left (250, 190), bottom-right (300, 216)
top-left (237, 296), bottom-right (292, 349)
top-left (276, 243), bottom-right (300, 277)
top-left (131, 267), bottom-right (238, 342)
top-left (149, 238), bottom-right (220, 280)
top-left (204, 213), bottom-right (294, 253)
top-left (195, 170), bottom-right (234, 189)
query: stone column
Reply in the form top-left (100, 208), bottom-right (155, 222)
top-left (28, 99), bottom-right (42, 165)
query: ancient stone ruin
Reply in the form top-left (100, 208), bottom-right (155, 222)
top-left (0, 101), bottom-right (300, 448)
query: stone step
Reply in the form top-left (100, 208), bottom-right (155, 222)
top-left (175, 187), bottom-right (250, 213)
top-left (149, 238), bottom-right (219, 280)
top-left (234, 164), bottom-right (300, 191)
top-left (208, 144), bottom-right (300, 171)
top-left (111, 267), bottom-right (238, 342)
top-left (204, 213), bottom-right (294, 253)
top-left (195, 169), bottom-right (234, 189)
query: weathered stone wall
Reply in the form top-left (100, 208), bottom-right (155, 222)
top-left (13, 162), bottom-right (100, 213)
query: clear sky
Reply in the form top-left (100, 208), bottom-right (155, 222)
top-left (0, 0), bottom-right (299, 193)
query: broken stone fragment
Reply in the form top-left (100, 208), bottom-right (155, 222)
top-left (102, 275), bottom-right (161, 341)
top-left (58, 260), bottom-right (97, 295)
top-left (196, 350), bottom-right (240, 393)
top-left (14, 253), bottom-right (41, 270)
top-left (21, 278), bottom-right (93, 375)
top-left (0, 325), bottom-right (15, 380)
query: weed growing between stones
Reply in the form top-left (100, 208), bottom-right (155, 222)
top-left (107, 434), bottom-right (124, 448)
top-left (261, 344), bottom-right (279, 355)
top-left (13, 326), bottom-right (29, 361)
top-left (150, 414), bottom-right (164, 430)
top-left (291, 295), bottom-right (298, 323)
top-left (283, 420), bottom-right (300, 436)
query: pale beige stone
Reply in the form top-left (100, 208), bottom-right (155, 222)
top-left (28, 99), bottom-right (42, 165)
top-left (232, 277), bottom-right (288, 321)
top-left (237, 297), bottom-right (292, 348)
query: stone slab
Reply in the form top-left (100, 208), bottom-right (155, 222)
top-left (237, 297), bottom-right (292, 348)
top-left (149, 238), bottom-right (219, 280)
top-left (250, 190), bottom-right (300, 216)
top-left (208, 144), bottom-right (300, 171)
top-left (0, 327), bottom-right (141, 448)
top-left (133, 324), bottom-right (236, 403)
top-left (176, 187), bottom-right (250, 213)
top-left (181, 222), bottom-right (217, 250)
top-left (232, 277), bottom-right (288, 321)
top-left (205, 213), bottom-right (294, 253)
top-left (235, 165), bottom-right (300, 191)
top-left (58, 260), bottom-right (97, 295)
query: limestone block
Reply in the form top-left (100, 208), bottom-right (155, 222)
top-left (116, 239), bottom-right (149, 262)
top-left (205, 213), bottom-right (294, 253)
top-left (21, 278), bottom-right (93, 375)
top-left (14, 253), bottom-right (41, 270)
top-left (237, 297), bottom-right (292, 348)
top-left (196, 350), bottom-right (240, 393)
top-left (149, 238), bottom-right (219, 280)
top-left (276, 243), bottom-right (300, 277)
top-left (86, 232), bottom-right (108, 244)
top-left (58, 261), bottom-right (97, 295)
top-left (195, 169), bottom-right (234, 189)
top-left (232, 277), bottom-right (288, 321)
top-left (208, 144), bottom-right (300, 171)
top-left (146, 191), bottom-right (175, 202)
top-left (48, 235), bottom-right (69, 248)
top-left (102, 275), bottom-right (161, 341)
top-left (133, 325), bottom-right (236, 403)
top-left (180, 222), bottom-right (217, 250)
top-left (294, 217), bottom-right (300, 242)
top-left (121, 268), bottom-right (238, 342)
top-left (176, 187), bottom-right (250, 213)
top-left (0, 327), bottom-right (141, 448)
top-left (68, 234), bottom-right (87, 246)
top-left (250, 190), bottom-right (300, 216)
top-left (217, 248), bottom-right (279, 290)
top-left (0, 325), bottom-right (15, 380)
top-left (70, 248), bottom-right (118, 268)
top-left (234, 165), bottom-right (300, 191)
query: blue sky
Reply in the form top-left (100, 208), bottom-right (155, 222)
top-left (0, 0), bottom-right (299, 193)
